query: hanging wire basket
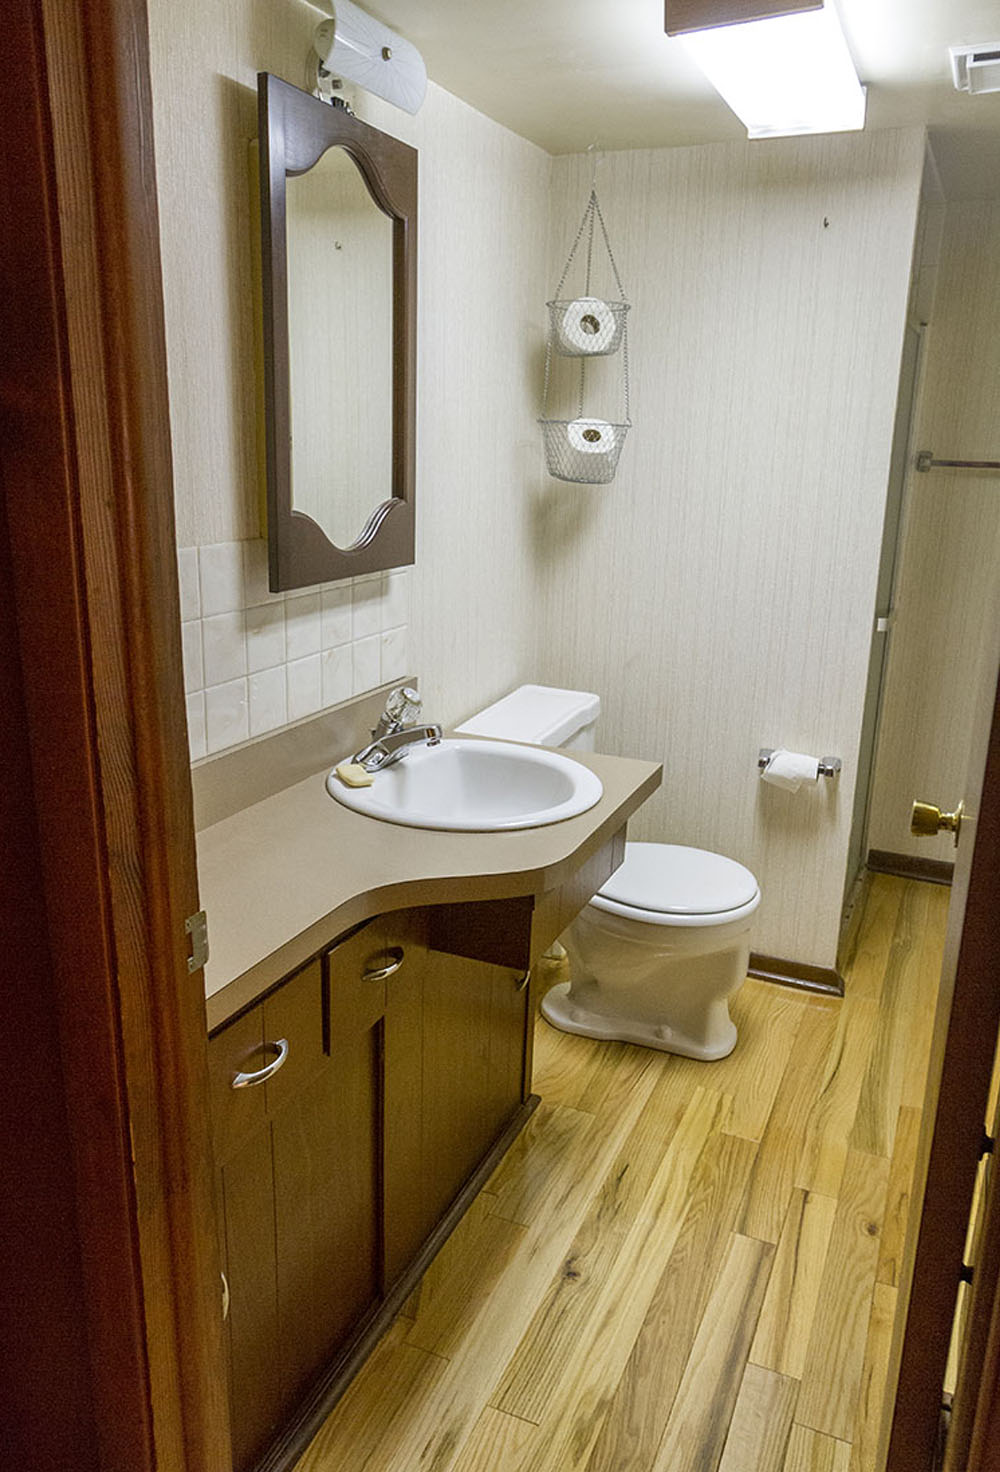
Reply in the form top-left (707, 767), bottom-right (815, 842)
top-left (547, 297), bottom-right (630, 357)
top-left (540, 185), bottom-right (631, 485)
top-left (540, 417), bottom-right (628, 485)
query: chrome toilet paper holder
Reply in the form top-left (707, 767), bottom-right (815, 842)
top-left (758, 749), bottom-right (842, 778)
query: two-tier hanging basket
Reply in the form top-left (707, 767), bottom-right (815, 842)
top-left (540, 187), bottom-right (631, 486)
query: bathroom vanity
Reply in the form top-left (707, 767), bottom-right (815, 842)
top-left (196, 695), bottom-right (660, 1472)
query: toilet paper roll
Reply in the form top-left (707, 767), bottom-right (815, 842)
top-left (567, 418), bottom-right (615, 455)
top-left (761, 748), bottom-right (820, 792)
top-left (559, 297), bottom-right (617, 354)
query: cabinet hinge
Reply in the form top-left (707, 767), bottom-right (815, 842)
top-left (959, 1261), bottom-right (974, 1286)
top-left (185, 910), bottom-right (209, 974)
top-left (983, 1131), bottom-right (995, 1156)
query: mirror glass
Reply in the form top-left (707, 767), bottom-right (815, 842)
top-left (285, 147), bottom-right (394, 549)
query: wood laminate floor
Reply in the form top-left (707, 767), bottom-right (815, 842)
top-left (295, 874), bottom-right (949, 1472)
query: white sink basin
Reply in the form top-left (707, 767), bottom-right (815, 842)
top-left (327, 737), bottom-right (603, 831)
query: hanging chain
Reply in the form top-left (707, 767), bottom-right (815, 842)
top-left (622, 319), bottom-right (631, 424)
top-left (584, 194), bottom-right (596, 295)
top-left (592, 191), bottom-right (630, 426)
top-left (552, 190), bottom-right (627, 305)
top-left (551, 192), bottom-right (594, 301)
top-left (592, 192), bottom-right (627, 303)
top-left (543, 179), bottom-right (630, 426)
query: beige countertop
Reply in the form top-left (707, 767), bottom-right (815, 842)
top-left (198, 742), bottom-right (661, 1032)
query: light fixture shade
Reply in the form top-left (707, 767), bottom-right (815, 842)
top-left (682, 2), bottom-right (866, 139)
top-left (314, 1), bottom-right (427, 115)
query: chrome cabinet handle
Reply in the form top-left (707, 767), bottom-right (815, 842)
top-left (362, 948), bottom-right (404, 983)
top-left (516, 970), bottom-right (531, 993)
top-left (231, 1037), bottom-right (288, 1089)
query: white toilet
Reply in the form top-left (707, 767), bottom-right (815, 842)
top-left (458, 685), bottom-right (760, 1060)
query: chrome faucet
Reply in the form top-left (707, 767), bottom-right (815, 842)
top-left (353, 686), bottom-right (442, 773)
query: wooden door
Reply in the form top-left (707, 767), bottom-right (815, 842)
top-left (944, 1049), bottom-right (1000, 1472)
top-left (884, 616), bottom-right (1000, 1470)
top-left (1, 2), bottom-right (228, 1468)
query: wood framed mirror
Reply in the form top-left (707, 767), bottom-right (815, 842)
top-left (258, 73), bottom-right (417, 590)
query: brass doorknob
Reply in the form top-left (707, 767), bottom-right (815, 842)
top-left (911, 799), bottom-right (964, 845)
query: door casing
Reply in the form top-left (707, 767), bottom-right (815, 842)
top-left (4, 2), bottom-right (1000, 1469)
top-left (0, 0), bottom-right (230, 1467)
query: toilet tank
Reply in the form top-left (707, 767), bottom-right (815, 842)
top-left (456, 684), bottom-right (601, 751)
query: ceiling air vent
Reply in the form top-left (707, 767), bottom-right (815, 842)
top-left (950, 44), bottom-right (1000, 95)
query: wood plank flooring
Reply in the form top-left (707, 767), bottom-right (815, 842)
top-left (294, 874), bottom-right (949, 1472)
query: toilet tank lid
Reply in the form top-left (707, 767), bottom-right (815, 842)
top-left (456, 684), bottom-right (600, 747)
top-left (597, 842), bottom-right (759, 916)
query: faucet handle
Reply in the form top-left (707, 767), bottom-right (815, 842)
top-left (376, 684), bottom-right (421, 736)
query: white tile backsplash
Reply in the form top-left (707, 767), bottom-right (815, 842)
top-left (285, 592), bottom-right (322, 660)
top-left (380, 626), bottom-right (408, 684)
top-left (321, 586), bottom-right (352, 649)
top-left (383, 570), bottom-right (410, 630)
top-left (321, 644), bottom-right (353, 707)
top-left (202, 610), bottom-right (247, 686)
top-left (179, 541), bottom-right (411, 757)
top-left (177, 546), bottom-right (201, 621)
top-left (249, 666), bottom-right (288, 736)
top-left (185, 690), bottom-right (207, 761)
top-left (245, 602), bottom-right (286, 673)
top-left (205, 677), bottom-right (249, 753)
top-left (181, 620), bottom-right (204, 694)
top-left (198, 542), bottom-right (244, 616)
top-left (351, 575), bottom-right (385, 639)
top-left (352, 633), bottom-right (382, 695)
top-left (287, 653), bottom-right (322, 721)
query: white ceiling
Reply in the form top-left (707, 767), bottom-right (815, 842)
top-left (348, 0), bottom-right (1000, 196)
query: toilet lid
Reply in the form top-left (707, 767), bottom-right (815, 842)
top-left (597, 842), bottom-right (759, 916)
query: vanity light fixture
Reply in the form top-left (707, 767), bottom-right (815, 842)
top-left (312, 0), bottom-right (427, 114)
top-left (666, 0), bottom-right (866, 140)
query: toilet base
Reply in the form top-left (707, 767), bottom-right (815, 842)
top-left (540, 981), bottom-right (738, 1061)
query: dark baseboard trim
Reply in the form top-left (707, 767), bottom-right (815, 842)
top-left (749, 952), bottom-right (845, 998)
top-left (255, 1093), bottom-right (541, 1472)
top-left (867, 849), bottom-right (955, 887)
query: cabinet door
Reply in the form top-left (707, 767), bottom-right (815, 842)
top-left (382, 909), bottom-right (430, 1285)
top-left (421, 951), bottom-right (529, 1232)
top-left (209, 1004), bottom-right (281, 1472)
top-left (210, 944), bottom-right (386, 1469)
top-left (271, 934), bottom-right (383, 1416)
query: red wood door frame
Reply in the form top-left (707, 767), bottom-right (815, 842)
top-left (4, 2), bottom-right (1000, 1471)
top-left (947, 1123), bottom-right (1000, 1472)
top-left (0, 1), bottom-right (229, 1468)
top-left (884, 627), bottom-right (1000, 1471)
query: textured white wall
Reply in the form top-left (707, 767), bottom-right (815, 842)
top-left (868, 201), bottom-right (1000, 864)
top-left (148, 0), bottom-right (551, 744)
top-left (536, 131), bottom-right (925, 969)
top-left (149, 0), bottom-right (934, 965)
top-left (354, 87), bottom-right (552, 729)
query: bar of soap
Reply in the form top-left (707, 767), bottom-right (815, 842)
top-left (334, 761), bottom-right (375, 788)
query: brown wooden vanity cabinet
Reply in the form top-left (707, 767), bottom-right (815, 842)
top-left (208, 907), bottom-right (531, 1472)
top-left (209, 949), bottom-right (382, 1471)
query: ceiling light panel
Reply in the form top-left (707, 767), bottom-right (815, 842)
top-left (681, 3), bottom-right (867, 139)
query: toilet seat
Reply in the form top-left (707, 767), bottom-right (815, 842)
top-left (590, 842), bottom-right (760, 928)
